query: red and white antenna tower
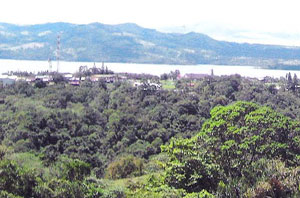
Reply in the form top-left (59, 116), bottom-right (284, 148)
top-left (56, 33), bottom-right (61, 73)
top-left (48, 58), bottom-right (52, 72)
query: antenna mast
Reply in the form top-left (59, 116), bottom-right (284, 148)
top-left (56, 33), bottom-right (61, 73)
top-left (48, 58), bottom-right (52, 72)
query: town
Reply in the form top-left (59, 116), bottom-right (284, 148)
top-left (0, 62), bottom-right (219, 90)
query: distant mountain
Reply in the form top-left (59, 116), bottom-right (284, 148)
top-left (160, 24), bottom-right (300, 47)
top-left (1, 22), bottom-right (300, 68)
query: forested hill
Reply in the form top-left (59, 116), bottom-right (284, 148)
top-left (0, 74), bottom-right (299, 197)
top-left (1, 22), bottom-right (300, 68)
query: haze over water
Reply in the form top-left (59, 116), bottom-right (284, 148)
top-left (0, 59), bottom-right (298, 79)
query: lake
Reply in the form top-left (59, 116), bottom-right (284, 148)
top-left (0, 59), bottom-right (299, 79)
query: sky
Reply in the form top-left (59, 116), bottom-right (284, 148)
top-left (2, 0), bottom-right (300, 45)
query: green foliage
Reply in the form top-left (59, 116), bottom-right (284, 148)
top-left (184, 190), bottom-right (215, 198)
top-left (62, 159), bottom-right (91, 181)
top-left (34, 179), bottom-right (86, 198)
top-left (7, 153), bottom-right (49, 177)
top-left (102, 187), bottom-right (126, 198)
top-left (244, 159), bottom-right (300, 198)
top-left (85, 183), bottom-right (104, 198)
top-left (162, 101), bottom-right (300, 196)
top-left (2, 74), bottom-right (300, 174)
top-left (0, 160), bottom-right (38, 198)
top-left (199, 101), bottom-right (300, 175)
top-left (0, 191), bottom-right (23, 198)
top-left (126, 173), bottom-right (215, 198)
top-left (1, 75), bottom-right (300, 196)
top-left (0, 145), bottom-right (8, 160)
top-left (34, 79), bottom-right (47, 89)
top-left (12, 81), bottom-right (34, 97)
top-left (125, 174), bottom-right (185, 198)
top-left (52, 73), bottom-right (66, 84)
top-left (162, 138), bottom-right (220, 192)
top-left (161, 80), bottom-right (176, 90)
top-left (106, 155), bottom-right (144, 179)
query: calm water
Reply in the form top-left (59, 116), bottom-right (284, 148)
top-left (0, 59), bottom-right (299, 79)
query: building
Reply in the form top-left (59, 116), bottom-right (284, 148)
top-left (183, 73), bottom-right (210, 80)
top-left (36, 75), bottom-right (53, 82)
top-left (90, 74), bottom-right (126, 83)
top-left (0, 78), bottom-right (15, 86)
top-left (69, 80), bottom-right (80, 86)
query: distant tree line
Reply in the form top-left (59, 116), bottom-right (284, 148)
top-left (78, 63), bottom-right (114, 77)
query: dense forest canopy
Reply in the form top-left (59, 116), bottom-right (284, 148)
top-left (0, 73), bottom-right (299, 197)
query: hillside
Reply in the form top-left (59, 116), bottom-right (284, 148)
top-left (1, 22), bottom-right (300, 68)
top-left (0, 74), bottom-right (299, 197)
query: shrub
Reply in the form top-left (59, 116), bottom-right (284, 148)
top-left (62, 159), bottom-right (91, 181)
top-left (0, 191), bottom-right (23, 198)
top-left (106, 155), bottom-right (144, 179)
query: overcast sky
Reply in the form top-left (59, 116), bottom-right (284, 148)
top-left (2, 0), bottom-right (300, 45)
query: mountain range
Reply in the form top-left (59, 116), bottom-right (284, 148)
top-left (1, 22), bottom-right (300, 68)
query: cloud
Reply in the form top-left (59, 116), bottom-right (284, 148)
top-left (38, 31), bottom-right (52, 37)
top-left (8, 43), bottom-right (45, 51)
top-left (1, 0), bottom-right (300, 45)
top-left (0, 31), bottom-right (15, 37)
top-left (21, 31), bottom-right (29, 35)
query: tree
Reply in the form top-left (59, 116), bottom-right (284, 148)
top-left (199, 101), bottom-right (299, 171)
top-left (52, 73), bottom-right (66, 84)
top-left (162, 101), bottom-right (300, 194)
top-left (160, 73), bottom-right (169, 80)
top-left (34, 79), bottom-right (47, 88)
top-left (162, 137), bottom-right (221, 192)
top-left (293, 73), bottom-right (298, 93)
top-left (286, 72), bottom-right (297, 92)
top-left (169, 70), bottom-right (180, 80)
top-left (0, 160), bottom-right (38, 198)
top-left (13, 81), bottom-right (34, 97)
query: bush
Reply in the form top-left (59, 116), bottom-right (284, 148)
top-left (106, 155), bottom-right (144, 179)
top-left (244, 159), bottom-right (300, 197)
top-left (62, 159), bottom-right (91, 181)
top-left (0, 160), bottom-right (38, 198)
top-left (0, 191), bottom-right (23, 198)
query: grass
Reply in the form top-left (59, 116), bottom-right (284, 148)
top-left (106, 174), bottom-right (149, 188)
top-left (161, 80), bottom-right (175, 90)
